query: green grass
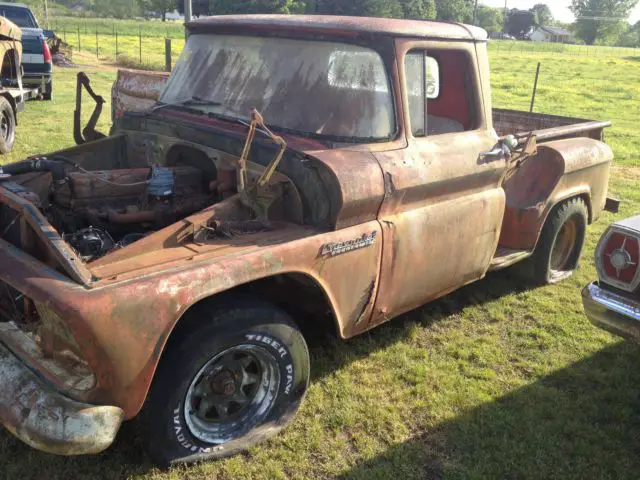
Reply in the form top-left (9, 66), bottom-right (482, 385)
top-left (0, 45), bottom-right (640, 480)
top-left (50, 16), bottom-right (185, 37)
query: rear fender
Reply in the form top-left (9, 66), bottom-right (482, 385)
top-left (500, 137), bottom-right (612, 250)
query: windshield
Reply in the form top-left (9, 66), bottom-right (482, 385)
top-left (159, 34), bottom-right (395, 141)
top-left (0, 7), bottom-right (37, 28)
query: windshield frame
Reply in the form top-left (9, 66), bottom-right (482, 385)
top-left (156, 32), bottom-right (400, 144)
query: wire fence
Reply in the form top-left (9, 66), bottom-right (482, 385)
top-left (490, 40), bottom-right (640, 58)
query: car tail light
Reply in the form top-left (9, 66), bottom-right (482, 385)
top-left (596, 228), bottom-right (640, 292)
top-left (42, 40), bottom-right (52, 63)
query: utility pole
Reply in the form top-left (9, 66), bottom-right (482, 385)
top-left (184, 0), bottom-right (192, 23)
top-left (473, 0), bottom-right (478, 25)
top-left (43, 0), bottom-right (49, 29)
top-left (503, 0), bottom-right (508, 33)
top-left (184, 0), bottom-right (192, 40)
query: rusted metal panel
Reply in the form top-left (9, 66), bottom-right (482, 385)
top-left (0, 341), bottom-right (123, 455)
top-left (187, 15), bottom-right (489, 42)
top-left (0, 186), bottom-right (92, 284)
top-left (493, 109), bottom-right (611, 142)
top-left (0, 17), bottom-right (21, 41)
top-left (0, 220), bottom-right (383, 418)
top-left (111, 69), bottom-right (169, 119)
top-left (370, 38), bottom-right (505, 327)
top-left (500, 137), bottom-right (612, 250)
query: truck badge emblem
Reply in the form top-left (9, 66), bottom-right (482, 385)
top-left (321, 232), bottom-right (377, 257)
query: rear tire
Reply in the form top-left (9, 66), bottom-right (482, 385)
top-left (0, 97), bottom-right (16, 154)
top-left (43, 81), bottom-right (53, 101)
top-left (530, 197), bottom-right (589, 284)
top-left (140, 297), bottom-right (310, 467)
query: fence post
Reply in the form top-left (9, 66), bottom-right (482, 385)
top-left (530, 62), bottom-right (541, 113)
top-left (139, 29), bottom-right (142, 64)
top-left (116, 31), bottom-right (119, 58)
top-left (77, 26), bottom-right (81, 52)
top-left (63, 27), bottom-right (66, 42)
top-left (165, 38), bottom-right (172, 72)
top-left (96, 29), bottom-right (99, 59)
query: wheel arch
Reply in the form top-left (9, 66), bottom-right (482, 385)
top-left (130, 271), bottom-right (338, 418)
top-left (169, 271), bottom-right (339, 339)
top-left (534, 191), bottom-right (592, 251)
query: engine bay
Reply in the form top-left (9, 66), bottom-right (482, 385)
top-left (0, 157), bottom-right (231, 263)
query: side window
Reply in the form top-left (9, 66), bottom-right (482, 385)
top-left (405, 49), bottom-right (476, 137)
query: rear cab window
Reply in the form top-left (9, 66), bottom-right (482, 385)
top-left (0, 7), bottom-right (37, 28)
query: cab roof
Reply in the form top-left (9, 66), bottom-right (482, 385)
top-left (187, 15), bottom-right (488, 42)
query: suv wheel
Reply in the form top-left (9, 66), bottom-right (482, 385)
top-left (43, 81), bottom-right (53, 101)
top-left (140, 297), bottom-right (310, 467)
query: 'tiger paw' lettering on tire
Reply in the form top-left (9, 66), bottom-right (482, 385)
top-left (245, 334), bottom-right (289, 359)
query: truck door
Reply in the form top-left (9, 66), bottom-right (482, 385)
top-left (370, 41), bottom-right (508, 326)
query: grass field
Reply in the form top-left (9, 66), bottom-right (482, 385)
top-left (0, 43), bottom-right (639, 479)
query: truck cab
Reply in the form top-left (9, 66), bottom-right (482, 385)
top-left (0, 15), bottom-right (613, 466)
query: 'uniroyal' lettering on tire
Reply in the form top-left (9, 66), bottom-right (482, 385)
top-left (173, 408), bottom-right (216, 453)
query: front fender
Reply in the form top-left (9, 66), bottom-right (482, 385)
top-left (71, 222), bottom-right (383, 418)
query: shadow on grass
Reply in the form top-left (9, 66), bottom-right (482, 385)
top-left (0, 270), bottom-right (555, 479)
top-left (338, 341), bottom-right (640, 480)
top-left (624, 56), bottom-right (640, 62)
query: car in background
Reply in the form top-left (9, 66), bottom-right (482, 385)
top-left (583, 215), bottom-right (640, 343)
top-left (0, 2), bottom-right (52, 100)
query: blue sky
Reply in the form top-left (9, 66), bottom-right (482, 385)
top-left (479, 0), bottom-right (640, 24)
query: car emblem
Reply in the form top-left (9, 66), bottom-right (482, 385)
top-left (321, 232), bottom-right (377, 257)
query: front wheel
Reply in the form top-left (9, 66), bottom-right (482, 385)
top-left (530, 197), bottom-right (589, 284)
top-left (140, 297), bottom-right (310, 467)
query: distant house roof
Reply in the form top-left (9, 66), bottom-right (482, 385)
top-left (537, 26), bottom-right (573, 37)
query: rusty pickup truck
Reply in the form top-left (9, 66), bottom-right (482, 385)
top-left (0, 16), bottom-right (614, 466)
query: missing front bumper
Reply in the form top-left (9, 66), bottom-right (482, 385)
top-left (0, 341), bottom-right (123, 456)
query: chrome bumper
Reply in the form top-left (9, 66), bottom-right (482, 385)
top-left (582, 282), bottom-right (640, 342)
top-left (0, 342), bottom-right (124, 456)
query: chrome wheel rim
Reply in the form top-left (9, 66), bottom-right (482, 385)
top-left (184, 344), bottom-right (280, 445)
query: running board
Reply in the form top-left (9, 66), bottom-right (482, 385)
top-left (489, 247), bottom-right (533, 272)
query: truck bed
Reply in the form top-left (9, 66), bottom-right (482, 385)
top-left (493, 109), bottom-right (611, 144)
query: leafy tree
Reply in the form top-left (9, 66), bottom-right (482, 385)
top-left (399, 0), bottom-right (436, 20)
top-left (92, 0), bottom-right (143, 18)
top-left (617, 20), bottom-right (640, 46)
top-left (505, 9), bottom-right (536, 37)
top-left (143, 0), bottom-right (176, 20)
top-left (315, 0), bottom-right (402, 18)
top-left (530, 3), bottom-right (553, 25)
top-left (436, 0), bottom-right (474, 22)
top-left (475, 5), bottom-right (503, 32)
top-left (570, 0), bottom-right (639, 45)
